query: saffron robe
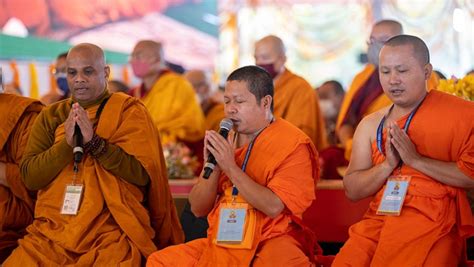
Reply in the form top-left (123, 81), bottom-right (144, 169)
top-left (147, 119), bottom-right (319, 266)
top-left (333, 90), bottom-right (474, 266)
top-left (0, 94), bottom-right (42, 263)
top-left (135, 72), bottom-right (205, 145)
top-left (274, 69), bottom-right (327, 151)
top-left (4, 93), bottom-right (183, 266)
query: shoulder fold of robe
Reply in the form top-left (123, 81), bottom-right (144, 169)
top-left (0, 93), bottom-right (43, 263)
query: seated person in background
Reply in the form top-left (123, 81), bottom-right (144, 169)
top-left (0, 87), bottom-right (43, 263)
top-left (317, 80), bottom-right (345, 146)
top-left (333, 35), bottom-right (474, 266)
top-left (108, 79), bottom-right (129, 94)
top-left (4, 43), bottom-right (183, 266)
top-left (41, 52), bottom-right (70, 105)
top-left (254, 35), bottom-right (327, 151)
top-left (317, 80), bottom-right (347, 179)
top-left (129, 40), bottom-right (205, 145)
top-left (185, 69), bottom-right (225, 132)
top-left (147, 65), bottom-right (320, 266)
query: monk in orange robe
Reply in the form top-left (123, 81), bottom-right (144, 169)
top-left (0, 93), bottom-right (43, 263)
top-left (336, 20), bottom-right (439, 161)
top-left (130, 40), bottom-right (205, 145)
top-left (254, 35), bottom-right (327, 151)
top-left (4, 43), bottom-right (183, 266)
top-left (147, 66), bottom-right (319, 266)
top-left (333, 35), bottom-right (474, 266)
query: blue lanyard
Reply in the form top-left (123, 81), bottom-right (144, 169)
top-left (231, 126), bottom-right (267, 197)
top-left (376, 97), bottom-right (426, 155)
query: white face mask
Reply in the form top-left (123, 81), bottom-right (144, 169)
top-left (319, 99), bottom-right (338, 120)
top-left (367, 41), bottom-right (384, 66)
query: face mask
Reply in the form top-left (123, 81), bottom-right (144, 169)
top-left (367, 41), bottom-right (384, 66)
top-left (131, 60), bottom-right (152, 78)
top-left (257, 63), bottom-right (279, 79)
top-left (319, 99), bottom-right (338, 120)
top-left (55, 73), bottom-right (69, 96)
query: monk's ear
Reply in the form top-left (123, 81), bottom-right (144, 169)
top-left (104, 65), bottom-right (111, 80)
top-left (262, 95), bottom-right (272, 110)
top-left (424, 63), bottom-right (432, 80)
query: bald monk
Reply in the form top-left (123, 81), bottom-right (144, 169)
top-left (147, 65), bottom-right (319, 266)
top-left (184, 69), bottom-right (225, 132)
top-left (4, 43), bottom-right (183, 266)
top-left (130, 40), bottom-right (205, 145)
top-left (336, 20), bottom-right (439, 160)
top-left (254, 35), bottom-right (327, 151)
top-left (0, 92), bottom-right (43, 263)
top-left (333, 35), bottom-right (474, 266)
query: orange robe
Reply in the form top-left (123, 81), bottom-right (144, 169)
top-left (274, 69), bottom-right (327, 151)
top-left (333, 90), bottom-right (474, 266)
top-left (4, 93), bottom-right (183, 266)
top-left (147, 119), bottom-right (319, 266)
top-left (0, 94), bottom-right (43, 263)
top-left (336, 64), bottom-right (439, 159)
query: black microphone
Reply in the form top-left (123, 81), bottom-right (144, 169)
top-left (203, 118), bottom-right (234, 179)
top-left (73, 123), bottom-right (84, 163)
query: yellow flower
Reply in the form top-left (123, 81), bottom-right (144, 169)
top-left (437, 74), bottom-right (474, 101)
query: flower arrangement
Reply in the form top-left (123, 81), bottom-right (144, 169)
top-left (437, 74), bottom-right (474, 101)
top-left (163, 142), bottom-right (199, 179)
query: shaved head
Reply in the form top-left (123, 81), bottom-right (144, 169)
top-left (373, 20), bottom-right (403, 36)
top-left (68, 43), bottom-right (106, 67)
top-left (184, 69), bottom-right (211, 100)
top-left (133, 40), bottom-right (164, 62)
top-left (384, 35), bottom-right (430, 66)
top-left (255, 35), bottom-right (286, 57)
top-left (254, 35), bottom-right (287, 78)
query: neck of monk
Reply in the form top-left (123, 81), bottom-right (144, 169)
top-left (239, 114), bottom-right (274, 146)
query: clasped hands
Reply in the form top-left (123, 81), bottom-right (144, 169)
top-left (65, 103), bottom-right (94, 147)
top-left (384, 121), bottom-right (422, 170)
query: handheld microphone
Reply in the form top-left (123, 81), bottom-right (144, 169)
top-left (203, 118), bottom-right (234, 179)
top-left (73, 123), bottom-right (84, 163)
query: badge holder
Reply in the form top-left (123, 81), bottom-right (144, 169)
top-left (60, 161), bottom-right (84, 215)
top-left (377, 175), bottom-right (411, 216)
top-left (215, 187), bottom-right (256, 249)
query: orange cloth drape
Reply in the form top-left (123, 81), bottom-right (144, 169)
top-left (0, 94), bottom-right (43, 262)
top-left (274, 69), bottom-right (327, 151)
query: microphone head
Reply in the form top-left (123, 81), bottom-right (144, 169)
top-left (220, 118), bottom-right (233, 131)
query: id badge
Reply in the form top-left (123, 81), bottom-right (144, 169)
top-left (60, 184), bottom-right (84, 215)
top-left (377, 175), bottom-right (411, 216)
top-left (216, 203), bottom-right (248, 243)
